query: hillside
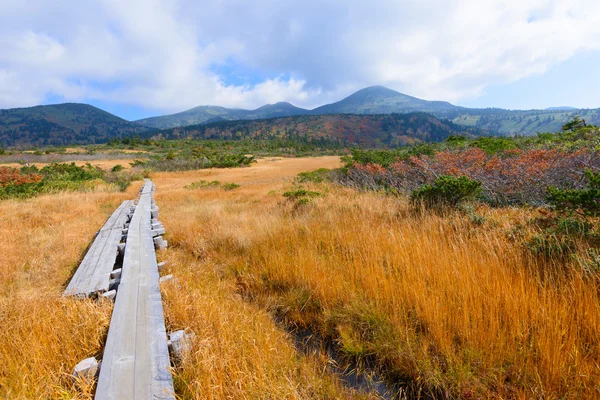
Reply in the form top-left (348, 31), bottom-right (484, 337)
top-left (158, 113), bottom-right (484, 147)
top-left (0, 103), bottom-right (149, 147)
top-left (444, 108), bottom-right (600, 135)
top-left (136, 102), bottom-right (309, 129)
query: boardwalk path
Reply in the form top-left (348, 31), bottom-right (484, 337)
top-left (95, 180), bottom-right (174, 399)
top-left (64, 200), bottom-right (132, 297)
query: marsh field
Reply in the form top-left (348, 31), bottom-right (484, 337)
top-left (1, 151), bottom-right (599, 399)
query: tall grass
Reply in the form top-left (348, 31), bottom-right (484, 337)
top-left (0, 188), bottom-right (138, 398)
top-left (2, 155), bottom-right (598, 399)
top-left (154, 160), bottom-right (600, 399)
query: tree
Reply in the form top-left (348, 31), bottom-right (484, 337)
top-left (562, 116), bottom-right (587, 132)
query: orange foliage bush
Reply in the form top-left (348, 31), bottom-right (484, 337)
top-left (0, 167), bottom-right (42, 187)
top-left (345, 148), bottom-right (600, 204)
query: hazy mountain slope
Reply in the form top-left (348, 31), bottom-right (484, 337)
top-left (312, 85), bottom-right (459, 115)
top-left (0, 103), bottom-right (149, 147)
top-left (247, 102), bottom-right (309, 119)
top-left (136, 102), bottom-right (310, 129)
top-left (135, 106), bottom-right (248, 129)
top-left (159, 113), bottom-right (484, 148)
top-left (443, 108), bottom-right (600, 135)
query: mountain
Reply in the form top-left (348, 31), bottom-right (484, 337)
top-left (0, 103), bottom-right (149, 147)
top-left (158, 113), bottom-right (484, 148)
top-left (135, 102), bottom-right (310, 129)
top-left (135, 106), bottom-right (248, 130)
top-left (3, 87), bottom-right (600, 149)
top-left (250, 102), bottom-right (308, 118)
top-left (137, 85), bottom-right (600, 136)
top-left (135, 86), bottom-right (460, 130)
top-left (311, 86), bottom-right (459, 115)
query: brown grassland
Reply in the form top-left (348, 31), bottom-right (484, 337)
top-left (0, 155), bottom-right (599, 399)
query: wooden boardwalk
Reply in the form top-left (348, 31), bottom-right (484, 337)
top-left (95, 180), bottom-right (174, 399)
top-left (65, 200), bottom-right (133, 297)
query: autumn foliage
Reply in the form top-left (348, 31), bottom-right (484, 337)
top-left (343, 147), bottom-right (600, 205)
top-left (0, 166), bottom-right (42, 187)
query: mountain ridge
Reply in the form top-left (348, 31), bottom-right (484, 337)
top-left (133, 86), bottom-right (600, 134)
top-left (2, 86), bottom-right (600, 148)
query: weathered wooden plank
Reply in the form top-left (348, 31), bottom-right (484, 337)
top-left (95, 180), bottom-right (174, 400)
top-left (100, 200), bottom-right (134, 232)
top-left (65, 200), bottom-right (133, 297)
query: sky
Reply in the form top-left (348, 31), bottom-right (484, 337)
top-left (1, 0), bottom-right (600, 120)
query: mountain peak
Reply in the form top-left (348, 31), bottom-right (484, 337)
top-left (135, 85), bottom-right (460, 128)
top-left (311, 85), bottom-right (456, 115)
top-left (355, 85), bottom-right (402, 95)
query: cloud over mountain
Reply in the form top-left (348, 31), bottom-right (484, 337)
top-left (1, 0), bottom-right (600, 115)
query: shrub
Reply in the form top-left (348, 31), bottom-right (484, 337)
top-left (222, 183), bottom-right (240, 191)
top-left (283, 188), bottom-right (323, 199)
top-left (0, 163), bottom-right (105, 199)
top-left (283, 188), bottom-right (323, 206)
top-left (411, 175), bottom-right (481, 209)
top-left (296, 168), bottom-right (331, 184)
top-left (103, 168), bottom-right (142, 192)
top-left (522, 215), bottom-right (598, 264)
top-left (0, 167), bottom-right (42, 187)
top-left (350, 149), bottom-right (405, 168)
top-left (548, 169), bottom-right (600, 217)
top-left (36, 162), bottom-right (103, 181)
top-left (111, 164), bottom-right (124, 172)
top-left (136, 153), bottom-right (255, 172)
top-left (341, 147), bottom-right (600, 206)
top-left (469, 137), bottom-right (516, 154)
top-left (184, 180), bottom-right (221, 190)
top-left (526, 234), bottom-right (575, 261)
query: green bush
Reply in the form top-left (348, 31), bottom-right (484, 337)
top-left (111, 164), bottom-right (124, 172)
top-left (296, 168), bottom-right (331, 184)
top-left (222, 183), bottom-right (240, 191)
top-left (283, 188), bottom-right (323, 199)
top-left (411, 175), bottom-right (481, 209)
top-left (35, 162), bottom-right (103, 181)
top-left (283, 188), bottom-right (323, 206)
top-left (136, 153), bottom-right (255, 172)
top-left (548, 169), bottom-right (600, 217)
top-left (349, 149), bottom-right (405, 168)
top-left (526, 234), bottom-right (575, 261)
top-left (184, 180), bottom-right (221, 189)
top-left (469, 137), bottom-right (516, 154)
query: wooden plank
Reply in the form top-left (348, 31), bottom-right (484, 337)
top-left (65, 200), bottom-right (133, 297)
top-left (95, 180), bottom-right (174, 400)
top-left (101, 200), bottom-right (134, 231)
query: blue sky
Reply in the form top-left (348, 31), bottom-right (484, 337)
top-left (459, 50), bottom-right (600, 110)
top-left (1, 0), bottom-right (600, 121)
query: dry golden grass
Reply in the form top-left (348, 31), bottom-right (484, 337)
top-left (2, 155), bottom-right (599, 399)
top-left (0, 185), bottom-right (142, 398)
top-left (0, 157), bottom-right (357, 399)
top-left (153, 157), bottom-right (600, 399)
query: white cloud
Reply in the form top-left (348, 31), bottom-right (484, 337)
top-left (1, 0), bottom-right (600, 115)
